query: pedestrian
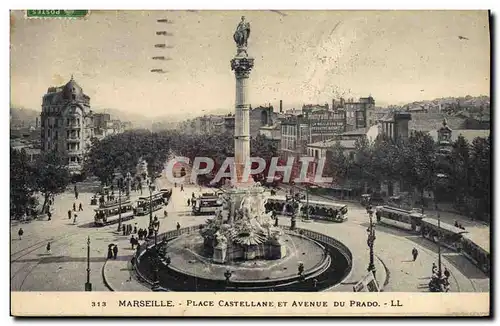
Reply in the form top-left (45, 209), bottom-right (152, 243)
top-left (73, 203), bottom-right (76, 211)
top-left (164, 210), bottom-right (168, 218)
top-left (130, 235), bottom-right (136, 249)
top-left (107, 245), bottom-right (113, 259)
top-left (180, 184), bottom-right (184, 192)
top-left (133, 225), bottom-right (137, 234)
top-left (73, 214), bottom-right (77, 224)
top-left (137, 228), bottom-right (142, 240)
top-left (176, 222), bottom-right (181, 231)
top-left (75, 192), bottom-right (79, 200)
top-left (192, 192), bottom-right (195, 199)
top-left (412, 247), bottom-right (419, 261)
top-left (46, 242), bottom-right (51, 254)
top-left (122, 227), bottom-right (126, 236)
top-left (68, 210), bottom-right (72, 219)
top-left (18, 228), bottom-right (24, 240)
top-left (79, 203), bottom-right (83, 211)
top-left (112, 245), bottom-right (118, 259)
top-left (432, 262), bottom-right (438, 275)
top-left (187, 198), bottom-right (191, 206)
top-left (47, 211), bottom-right (52, 221)
top-left (444, 267), bottom-right (450, 279)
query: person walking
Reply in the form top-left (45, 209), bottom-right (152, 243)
top-left (79, 203), bottom-right (83, 211)
top-left (444, 267), bottom-right (451, 280)
top-left (46, 242), bottom-right (51, 254)
top-left (412, 247), bottom-right (419, 261)
top-left (68, 210), bottom-right (72, 219)
top-left (180, 184), bottom-right (184, 192)
top-left (73, 203), bottom-right (76, 211)
top-left (18, 228), bottom-right (24, 240)
top-left (187, 198), bottom-right (191, 206)
top-left (107, 245), bottom-right (113, 259)
top-left (130, 235), bottom-right (136, 249)
top-left (133, 225), bottom-right (137, 234)
top-left (47, 211), bottom-right (52, 221)
top-left (176, 222), bottom-right (181, 231)
top-left (112, 245), bottom-right (118, 260)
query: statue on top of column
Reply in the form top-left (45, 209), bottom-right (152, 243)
top-left (233, 16), bottom-right (251, 48)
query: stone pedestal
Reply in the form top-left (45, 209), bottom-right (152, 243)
top-left (213, 245), bottom-right (228, 264)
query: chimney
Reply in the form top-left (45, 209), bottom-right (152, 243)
top-left (279, 100), bottom-right (283, 113)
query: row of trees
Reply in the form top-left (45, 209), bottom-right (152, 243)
top-left (10, 149), bottom-right (71, 219)
top-left (324, 132), bottom-right (491, 221)
top-left (83, 129), bottom-right (279, 186)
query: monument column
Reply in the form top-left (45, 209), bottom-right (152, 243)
top-left (231, 50), bottom-right (254, 185)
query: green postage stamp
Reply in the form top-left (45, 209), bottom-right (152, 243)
top-left (25, 10), bottom-right (89, 19)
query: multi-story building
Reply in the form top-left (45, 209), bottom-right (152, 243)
top-left (40, 76), bottom-right (94, 175)
top-left (249, 105), bottom-right (274, 138)
top-left (379, 111), bottom-right (412, 142)
top-left (303, 108), bottom-right (347, 143)
top-left (340, 96), bottom-right (374, 131)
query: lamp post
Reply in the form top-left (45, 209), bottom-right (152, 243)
top-left (117, 177), bottom-right (123, 232)
top-left (366, 205), bottom-right (376, 278)
top-left (153, 218), bottom-right (160, 246)
top-left (149, 182), bottom-right (155, 227)
top-left (435, 173), bottom-right (448, 288)
top-left (85, 236), bottom-right (92, 291)
top-left (305, 184), bottom-right (310, 220)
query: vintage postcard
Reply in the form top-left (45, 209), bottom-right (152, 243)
top-left (10, 9), bottom-right (491, 317)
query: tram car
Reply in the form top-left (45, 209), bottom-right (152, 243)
top-left (460, 233), bottom-right (490, 275)
top-left (375, 206), bottom-right (426, 232)
top-left (265, 196), bottom-right (348, 222)
top-left (159, 188), bottom-right (173, 204)
top-left (94, 200), bottom-right (134, 226)
top-left (135, 192), bottom-right (165, 216)
top-left (420, 217), bottom-right (468, 252)
top-left (192, 194), bottom-right (223, 216)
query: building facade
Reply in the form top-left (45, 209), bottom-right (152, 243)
top-left (40, 76), bottom-right (94, 175)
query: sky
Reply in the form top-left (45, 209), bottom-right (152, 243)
top-left (10, 10), bottom-right (490, 118)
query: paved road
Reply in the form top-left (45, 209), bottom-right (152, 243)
top-left (10, 176), bottom-right (490, 292)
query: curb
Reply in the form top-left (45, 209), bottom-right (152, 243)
top-left (101, 259), bottom-right (114, 291)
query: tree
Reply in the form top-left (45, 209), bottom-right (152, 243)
top-left (33, 151), bottom-right (71, 214)
top-left (468, 136), bottom-right (491, 221)
top-left (449, 135), bottom-right (471, 209)
top-left (10, 148), bottom-right (36, 219)
top-left (401, 131), bottom-right (437, 205)
top-left (324, 141), bottom-right (352, 185)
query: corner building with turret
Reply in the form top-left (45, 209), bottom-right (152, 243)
top-left (40, 76), bottom-right (94, 175)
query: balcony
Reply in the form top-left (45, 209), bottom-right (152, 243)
top-left (66, 137), bottom-right (81, 143)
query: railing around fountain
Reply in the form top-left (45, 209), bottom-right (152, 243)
top-left (133, 224), bottom-right (353, 291)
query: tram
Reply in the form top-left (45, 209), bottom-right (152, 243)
top-left (420, 217), bottom-right (468, 251)
top-left (192, 194), bottom-right (223, 215)
top-left (159, 188), bottom-right (173, 204)
top-left (375, 206), bottom-right (426, 232)
top-left (265, 196), bottom-right (348, 222)
top-left (460, 233), bottom-right (490, 274)
top-left (135, 192), bottom-right (165, 215)
top-left (94, 200), bottom-right (134, 226)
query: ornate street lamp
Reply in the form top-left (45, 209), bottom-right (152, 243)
top-left (366, 205), bottom-right (376, 278)
top-left (434, 173), bottom-right (448, 291)
top-left (153, 218), bottom-right (160, 246)
top-left (84, 236), bottom-right (92, 291)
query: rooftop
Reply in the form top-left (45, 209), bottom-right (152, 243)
top-left (426, 129), bottom-right (490, 143)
